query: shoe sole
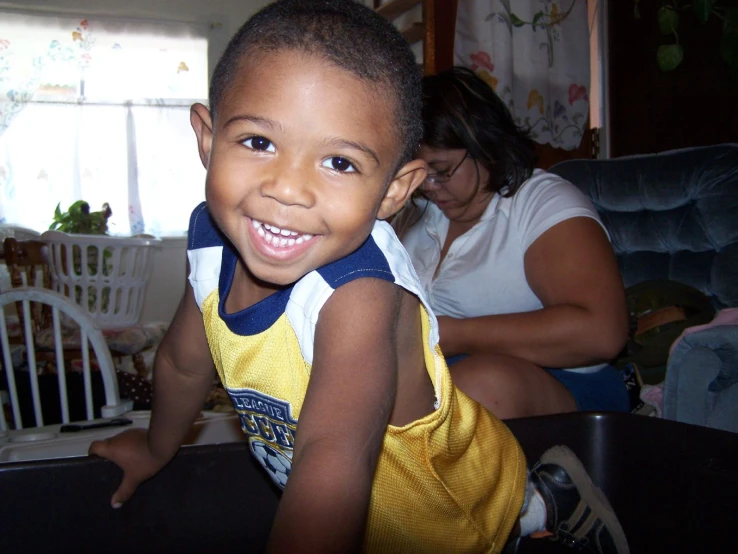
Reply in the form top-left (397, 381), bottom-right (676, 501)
top-left (540, 445), bottom-right (630, 554)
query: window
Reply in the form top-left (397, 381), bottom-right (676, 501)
top-left (0, 10), bottom-right (208, 236)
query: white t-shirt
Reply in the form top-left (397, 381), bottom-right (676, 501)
top-left (396, 169), bottom-right (609, 373)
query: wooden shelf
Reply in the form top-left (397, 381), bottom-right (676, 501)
top-left (375, 0), bottom-right (422, 22)
top-left (374, 0), bottom-right (458, 75)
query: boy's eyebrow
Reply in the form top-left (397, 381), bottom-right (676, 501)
top-left (322, 137), bottom-right (380, 167)
top-left (223, 114), bottom-right (284, 133)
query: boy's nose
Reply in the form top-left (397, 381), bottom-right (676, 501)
top-left (260, 162), bottom-right (316, 208)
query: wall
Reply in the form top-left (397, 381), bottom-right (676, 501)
top-left (138, 237), bottom-right (187, 324)
top-left (607, 1), bottom-right (738, 157)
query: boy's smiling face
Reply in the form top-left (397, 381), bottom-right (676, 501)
top-left (191, 49), bottom-right (424, 290)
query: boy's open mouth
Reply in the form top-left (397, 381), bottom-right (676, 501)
top-left (251, 219), bottom-right (315, 248)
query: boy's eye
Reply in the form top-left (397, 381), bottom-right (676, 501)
top-left (243, 136), bottom-right (275, 152)
top-left (322, 156), bottom-right (356, 173)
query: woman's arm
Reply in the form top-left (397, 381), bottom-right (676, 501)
top-left (439, 217), bottom-right (628, 368)
top-left (266, 277), bottom-right (401, 554)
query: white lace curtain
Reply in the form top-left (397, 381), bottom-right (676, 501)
top-left (0, 10), bottom-right (209, 236)
top-left (454, 0), bottom-right (591, 150)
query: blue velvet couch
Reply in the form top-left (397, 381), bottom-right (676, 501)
top-left (549, 143), bottom-right (738, 432)
top-left (549, 143), bottom-right (738, 309)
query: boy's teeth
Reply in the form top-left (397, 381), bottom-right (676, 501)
top-left (251, 219), bottom-right (314, 248)
top-left (264, 223), bottom-right (297, 237)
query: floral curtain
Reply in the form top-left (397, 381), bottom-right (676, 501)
top-left (0, 10), bottom-right (209, 236)
top-left (454, 0), bottom-right (591, 150)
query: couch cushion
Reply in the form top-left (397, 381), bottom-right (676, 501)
top-left (549, 144), bottom-right (738, 309)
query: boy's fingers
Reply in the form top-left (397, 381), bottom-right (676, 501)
top-left (88, 438), bottom-right (137, 508)
top-left (88, 439), bottom-right (109, 459)
top-left (111, 474), bottom-right (139, 509)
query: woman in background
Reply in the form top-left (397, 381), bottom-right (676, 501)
top-left (394, 67), bottom-right (630, 419)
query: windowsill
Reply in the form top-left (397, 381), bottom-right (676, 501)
top-left (155, 236), bottom-right (188, 248)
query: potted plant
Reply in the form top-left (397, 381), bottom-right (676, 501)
top-left (633, 0), bottom-right (738, 74)
top-left (43, 201), bottom-right (161, 329)
top-left (48, 201), bottom-right (114, 312)
top-left (49, 200), bottom-right (112, 235)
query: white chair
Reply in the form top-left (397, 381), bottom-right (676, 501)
top-left (0, 286), bottom-right (132, 432)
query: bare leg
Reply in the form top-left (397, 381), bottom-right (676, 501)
top-left (449, 353), bottom-right (576, 419)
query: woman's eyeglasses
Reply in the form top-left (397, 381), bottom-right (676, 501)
top-left (423, 152), bottom-right (469, 188)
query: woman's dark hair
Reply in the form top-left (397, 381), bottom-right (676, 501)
top-left (422, 67), bottom-right (537, 196)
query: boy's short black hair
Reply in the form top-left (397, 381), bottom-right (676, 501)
top-left (209, 0), bottom-right (423, 167)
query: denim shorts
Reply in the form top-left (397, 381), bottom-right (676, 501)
top-left (544, 365), bottom-right (629, 412)
top-left (444, 354), bottom-right (630, 413)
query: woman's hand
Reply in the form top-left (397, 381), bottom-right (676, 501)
top-left (88, 428), bottom-right (170, 508)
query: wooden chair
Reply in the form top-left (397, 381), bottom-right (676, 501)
top-left (2, 237), bottom-right (53, 337)
top-left (2, 238), bottom-right (50, 288)
top-left (0, 286), bottom-right (132, 431)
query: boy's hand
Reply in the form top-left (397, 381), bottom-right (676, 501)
top-left (88, 429), bottom-right (169, 508)
top-left (86, 278), bottom-right (216, 510)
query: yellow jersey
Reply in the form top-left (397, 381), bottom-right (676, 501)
top-left (187, 203), bottom-right (526, 553)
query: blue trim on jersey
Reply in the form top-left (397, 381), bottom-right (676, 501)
top-left (216, 235), bottom-right (396, 337)
top-left (188, 202), bottom-right (398, 337)
top-left (218, 242), bottom-right (294, 336)
top-left (316, 234), bottom-right (396, 288)
top-left (188, 202), bottom-right (226, 250)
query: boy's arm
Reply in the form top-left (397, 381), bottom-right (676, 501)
top-left (89, 271), bottom-right (216, 506)
top-left (267, 277), bottom-right (401, 554)
top-left (146, 277), bottom-right (217, 458)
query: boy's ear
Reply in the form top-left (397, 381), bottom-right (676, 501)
top-left (377, 159), bottom-right (428, 220)
top-left (190, 102), bottom-right (214, 168)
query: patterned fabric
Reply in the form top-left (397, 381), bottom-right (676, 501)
top-left (111, 369), bottom-right (152, 410)
top-left (0, 11), bottom-right (208, 235)
top-left (188, 203), bottom-right (527, 553)
top-left (35, 321), bottom-right (166, 356)
top-left (454, 0), bottom-right (590, 150)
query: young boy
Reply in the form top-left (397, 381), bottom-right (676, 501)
top-left (90, 2), bottom-right (629, 553)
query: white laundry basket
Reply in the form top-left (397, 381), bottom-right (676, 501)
top-left (40, 231), bottom-right (161, 330)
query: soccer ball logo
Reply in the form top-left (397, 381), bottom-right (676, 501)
top-left (250, 439), bottom-right (292, 489)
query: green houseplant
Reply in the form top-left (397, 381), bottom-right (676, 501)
top-left (633, 0), bottom-right (738, 74)
top-left (49, 200), bottom-right (112, 235)
top-left (48, 201), bottom-right (114, 311)
top-left (44, 202), bottom-right (160, 329)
